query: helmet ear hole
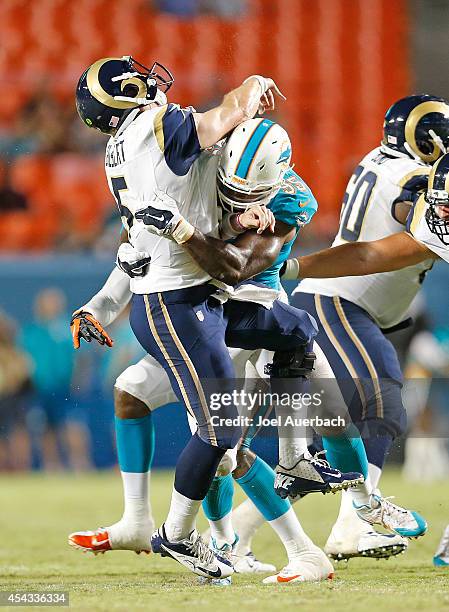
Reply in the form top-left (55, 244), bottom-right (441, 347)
top-left (122, 83), bottom-right (139, 98)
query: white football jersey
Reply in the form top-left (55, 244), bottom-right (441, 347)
top-left (407, 194), bottom-right (449, 263)
top-left (297, 146), bottom-right (434, 328)
top-left (104, 104), bottom-right (222, 294)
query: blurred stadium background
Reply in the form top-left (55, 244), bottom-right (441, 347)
top-left (0, 0), bottom-right (448, 477)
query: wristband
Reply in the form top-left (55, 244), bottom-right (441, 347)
top-left (221, 213), bottom-right (244, 238)
top-left (234, 214), bottom-right (246, 231)
top-left (172, 217), bottom-right (195, 244)
top-left (281, 258), bottom-right (300, 280)
top-left (243, 74), bottom-right (269, 95)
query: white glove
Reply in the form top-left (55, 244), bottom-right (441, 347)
top-left (134, 190), bottom-right (195, 244)
top-left (116, 242), bottom-right (152, 278)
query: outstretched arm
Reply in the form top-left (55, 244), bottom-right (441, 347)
top-left (289, 232), bottom-right (437, 280)
top-left (193, 75), bottom-right (285, 149)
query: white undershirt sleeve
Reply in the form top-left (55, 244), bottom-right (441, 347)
top-left (80, 267), bottom-right (132, 328)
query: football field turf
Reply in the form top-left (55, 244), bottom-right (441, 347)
top-left (1, 469), bottom-right (448, 611)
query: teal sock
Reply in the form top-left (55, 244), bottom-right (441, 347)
top-left (203, 474), bottom-right (234, 521)
top-left (115, 414), bottom-right (155, 472)
top-left (322, 425), bottom-right (369, 479)
top-left (235, 456), bottom-right (291, 521)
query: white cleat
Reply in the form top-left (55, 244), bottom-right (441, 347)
top-left (234, 552), bottom-right (276, 574)
top-left (325, 518), bottom-right (408, 561)
top-left (262, 547), bottom-right (334, 584)
top-left (354, 495), bottom-right (427, 539)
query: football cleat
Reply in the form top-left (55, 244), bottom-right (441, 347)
top-left (262, 547), bottom-right (334, 585)
top-left (69, 529), bottom-right (112, 555)
top-left (274, 452), bottom-right (364, 499)
top-left (234, 551), bottom-right (276, 574)
top-left (354, 495), bottom-right (427, 539)
top-left (198, 536), bottom-right (239, 586)
top-left (68, 519), bottom-right (154, 554)
top-left (433, 524), bottom-right (449, 567)
top-left (151, 525), bottom-right (234, 579)
top-left (433, 556), bottom-right (449, 567)
top-left (325, 525), bottom-right (408, 561)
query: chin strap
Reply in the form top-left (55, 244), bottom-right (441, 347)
top-left (112, 70), bottom-right (168, 107)
top-left (113, 90), bottom-right (167, 107)
top-left (403, 142), bottom-right (424, 162)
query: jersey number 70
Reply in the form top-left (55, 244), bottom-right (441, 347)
top-left (339, 164), bottom-right (377, 241)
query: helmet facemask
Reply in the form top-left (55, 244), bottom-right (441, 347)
top-left (111, 56), bottom-right (174, 107)
top-left (216, 168), bottom-right (282, 214)
top-left (425, 190), bottom-right (449, 245)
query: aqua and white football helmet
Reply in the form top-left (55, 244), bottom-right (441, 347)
top-left (217, 118), bottom-right (292, 213)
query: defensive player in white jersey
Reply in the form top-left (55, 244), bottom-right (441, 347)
top-left (279, 98), bottom-right (449, 560)
top-left (74, 56), bottom-right (290, 580)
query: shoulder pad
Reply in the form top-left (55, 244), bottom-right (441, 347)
top-left (268, 170), bottom-right (318, 227)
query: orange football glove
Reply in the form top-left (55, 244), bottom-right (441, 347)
top-left (70, 311), bottom-right (114, 350)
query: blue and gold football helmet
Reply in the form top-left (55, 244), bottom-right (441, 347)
top-left (382, 94), bottom-right (449, 163)
top-left (75, 56), bottom-right (174, 134)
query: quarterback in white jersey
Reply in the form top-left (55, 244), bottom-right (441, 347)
top-left (74, 55), bottom-right (290, 580)
top-left (283, 95), bottom-right (449, 560)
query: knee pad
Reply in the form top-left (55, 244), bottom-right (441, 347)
top-left (266, 345), bottom-right (316, 379)
top-left (115, 364), bottom-right (151, 407)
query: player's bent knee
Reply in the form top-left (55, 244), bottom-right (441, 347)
top-left (114, 386), bottom-right (150, 419)
top-left (232, 448), bottom-right (256, 479)
top-left (197, 425), bottom-right (241, 452)
top-left (378, 403), bottom-right (407, 439)
top-left (216, 448), bottom-right (237, 476)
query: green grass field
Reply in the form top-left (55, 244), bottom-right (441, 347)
top-left (1, 469), bottom-right (448, 611)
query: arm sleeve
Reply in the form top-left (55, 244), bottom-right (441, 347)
top-left (153, 103), bottom-right (201, 176)
top-left (81, 267), bottom-right (132, 328)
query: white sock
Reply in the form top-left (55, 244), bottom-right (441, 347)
top-left (209, 511), bottom-right (235, 548)
top-left (107, 471), bottom-right (152, 548)
top-left (232, 499), bottom-right (265, 556)
top-left (165, 488), bottom-right (202, 542)
top-left (336, 489), bottom-right (357, 522)
top-left (368, 463), bottom-right (382, 494)
top-left (349, 475), bottom-right (373, 506)
top-left (278, 436), bottom-right (308, 469)
top-left (121, 471), bottom-right (152, 525)
top-left (269, 507), bottom-right (315, 561)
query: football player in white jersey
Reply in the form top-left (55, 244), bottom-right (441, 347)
top-left (74, 56), bottom-right (290, 580)
top-left (279, 102), bottom-right (449, 560)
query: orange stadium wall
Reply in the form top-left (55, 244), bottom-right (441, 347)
top-left (0, 0), bottom-right (410, 249)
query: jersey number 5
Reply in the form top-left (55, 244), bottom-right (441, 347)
top-left (111, 176), bottom-right (133, 232)
top-left (340, 165), bottom-right (377, 241)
